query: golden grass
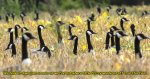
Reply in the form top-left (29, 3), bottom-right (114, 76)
top-left (0, 6), bottom-right (150, 79)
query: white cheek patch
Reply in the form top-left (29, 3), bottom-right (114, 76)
top-left (122, 18), bottom-right (126, 22)
top-left (41, 47), bottom-right (45, 52)
top-left (39, 26), bottom-right (44, 29)
top-left (73, 37), bottom-right (77, 40)
top-left (116, 33), bottom-right (122, 38)
top-left (10, 29), bottom-right (14, 32)
top-left (17, 26), bottom-right (20, 29)
top-left (109, 33), bottom-right (112, 37)
top-left (87, 31), bottom-right (92, 35)
top-left (9, 44), bottom-right (12, 49)
top-left (69, 25), bottom-right (73, 28)
top-left (137, 36), bottom-right (143, 40)
top-left (21, 14), bottom-right (24, 17)
top-left (111, 28), bottom-right (114, 31)
top-left (23, 28), bottom-right (27, 32)
top-left (23, 34), bottom-right (30, 41)
top-left (22, 58), bottom-right (31, 65)
top-left (88, 18), bottom-right (91, 22)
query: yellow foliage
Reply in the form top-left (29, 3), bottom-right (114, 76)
top-left (125, 57), bottom-right (130, 63)
top-left (115, 62), bottom-right (121, 71)
top-left (57, 17), bottom-right (62, 21)
top-left (75, 15), bottom-right (83, 23)
top-left (111, 48), bottom-right (116, 52)
top-left (102, 11), bottom-right (109, 19)
top-left (82, 45), bottom-right (87, 51)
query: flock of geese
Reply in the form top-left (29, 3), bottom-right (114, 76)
top-left (2, 6), bottom-right (150, 66)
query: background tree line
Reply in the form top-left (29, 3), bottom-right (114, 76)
top-left (0, 0), bottom-right (149, 15)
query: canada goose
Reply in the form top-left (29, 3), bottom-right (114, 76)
top-left (5, 14), bottom-right (9, 23)
top-left (141, 10), bottom-right (149, 17)
top-left (106, 6), bottom-right (112, 13)
top-left (68, 24), bottom-right (76, 38)
top-left (22, 32), bottom-right (36, 64)
top-left (5, 28), bottom-right (17, 57)
top-left (68, 35), bottom-right (78, 55)
top-left (20, 11), bottom-right (26, 24)
top-left (120, 17), bottom-right (128, 31)
top-left (130, 24), bottom-right (136, 37)
top-left (37, 25), bottom-right (51, 58)
top-left (116, 8), bottom-right (122, 16)
top-left (121, 8), bottom-right (127, 15)
top-left (11, 13), bottom-right (15, 21)
top-left (14, 25), bottom-right (21, 40)
top-left (116, 8), bottom-right (127, 16)
top-left (56, 21), bottom-right (65, 44)
top-left (34, 10), bottom-right (39, 21)
top-left (0, 16), bottom-right (2, 20)
top-left (134, 34), bottom-right (149, 58)
top-left (105, 26), bottom-right (119, 49)
top-left (115, 31), bottom-right (128, 54)
top-left (86, 30), bottom-right (96, 53)
top-left (97, 7), bottom-right (101, 15)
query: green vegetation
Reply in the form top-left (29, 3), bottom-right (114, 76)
top-left (0, 0), bottom-right (149, 16)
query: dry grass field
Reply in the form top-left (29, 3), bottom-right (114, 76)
top-left (0, 6), bottom-right (150, 79)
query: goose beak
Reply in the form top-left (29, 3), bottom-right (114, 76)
top-left (123, 33), bottom-right (128, 36)
top-left (116, 28), bottom-right (120, 30)
top-left (31, 36), bottom-right (37, 39)
top-left (93, 32), bottom-right (97, 34)
top-left (146, 37), bottom-right (150, 39)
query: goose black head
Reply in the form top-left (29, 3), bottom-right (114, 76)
top-left (121, 8), bottom-right (127, 15)
top-left (90, 13), bottom-right (95, 21)
top-left (106, 6), bottom-right (112, 12)
top-left (142, 10), bottom-right (148, 16)
top-left (116, 8), bottom-right (122, 12)
top-left (69, 24), bottom-right (76, 27)
top-left (110, 26), bottom-right (120, 32)
top-left (23, 32), bottom-right (36, 41)
top-left (69, 24), bottom-right (76, 28)
top-left (97, 7), bottom-right (101, 14)
top-left (121, 17), bottom-right (129, 22)
top-left (20, 11), bottom-right (26, 17)
top-left (38, 25), bottom-right (46, 30)
top-left (108, 6), bottom-right (112, 9)
top-left (116, 31), bottom-right (128, 38)
top-left (21, 27), bottom-right (29, 33)
top-left (88, 13), bottom-right (95, 22)
top-left (8, 28), bottom-right (14, 33)
top-left (15, 24), bottom-right (21, 29)
top-left (86, 30), bottom-right (97, 35)
top-left (136, 34), bottom-right (149, 41)
top-left (57, 21), bottom-right (65, 26)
